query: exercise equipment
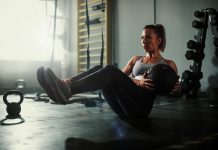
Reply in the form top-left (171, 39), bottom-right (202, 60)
top-left (181, 8), bottom-right (218, 98)
top-left (147, 64), bottom-right (178, 95)
top-left (208, 88), bottom-right (218, 108)
top-left (85, 0), bottom-right (90, 70)
top-left (3, 90), bottom-right (24, 119)
top-left (92, 2), bottom-right (105, 11)
top-left (83, 0), bottom-right (105, 106)
top-left (1, 90), bottom-right (25, 125)
top-left (85, 18), bottom-right (102, 25)
top-left (15, 79), bottom-right (25, 90)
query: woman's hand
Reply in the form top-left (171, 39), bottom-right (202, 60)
top-left (138, 71), bottom-right (155, 90)
top-left (138, 78), bottom-right (155, 91)
top-left (170, 76), bottom-right (181, 94)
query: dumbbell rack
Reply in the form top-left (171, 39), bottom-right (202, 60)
top-left (181, 8), bottom-right (218, 99)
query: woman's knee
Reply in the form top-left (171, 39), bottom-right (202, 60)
top-left (93, 65), bottom-right (102, 70)
top-left (103, 65), bottom-right (118, 71)
top-left (103, 65), bottom-right (123, 77)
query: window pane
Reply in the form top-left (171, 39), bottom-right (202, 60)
top-left (0, 0), bottom-right (65, 61)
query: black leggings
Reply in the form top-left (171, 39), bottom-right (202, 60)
top-left (69, 65), bottom-right (156, 118)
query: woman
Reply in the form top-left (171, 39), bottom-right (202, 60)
top-left (37, 24), bottom-right (180, 118)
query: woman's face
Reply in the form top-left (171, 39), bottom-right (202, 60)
top-left (141, 29), bottom-right (160, 53)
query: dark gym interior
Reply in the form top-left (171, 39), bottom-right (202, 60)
top-left (1, 0), bottom-right (218, 150)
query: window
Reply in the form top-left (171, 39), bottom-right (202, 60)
top-left (0, 0), bottom-right (67, 61)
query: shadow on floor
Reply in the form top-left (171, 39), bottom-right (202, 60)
top-left (65, 134), bottom-right (218, 150)
top-left (119, 117), bottom-right (153, 133)
top-left (65, 137), bottom-right (158, 150)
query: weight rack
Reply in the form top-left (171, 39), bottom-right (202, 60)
top-left (181, 8), bottom-right (218, 99)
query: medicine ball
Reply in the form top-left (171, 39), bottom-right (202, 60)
top-left (147, 64), bottom-right (178, 95)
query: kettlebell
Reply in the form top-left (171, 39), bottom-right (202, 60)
top-left (3, 90), bottom-right (24, 118)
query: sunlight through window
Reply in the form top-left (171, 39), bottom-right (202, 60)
top-left (0, 0), bottom-right (66, 61)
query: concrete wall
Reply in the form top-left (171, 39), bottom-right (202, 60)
top-left (113, 0), bottom-right (154, 68)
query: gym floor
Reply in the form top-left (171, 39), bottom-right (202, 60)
top-left (0, 93), bottom-right (218, 150)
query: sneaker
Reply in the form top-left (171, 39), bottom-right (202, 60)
top-left (37, 66), bottom-right (57, 102)
top-left (44, 68), bottom-right (72, 104)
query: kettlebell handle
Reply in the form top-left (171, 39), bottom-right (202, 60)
top-left (3, 90), bottom-right (24, 105)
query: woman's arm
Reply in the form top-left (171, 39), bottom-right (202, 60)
top-left (122, 57), bottom-right (155, 91)
top-left (122, 56), bottom-right (138, 76)
top-left (165, 59), bottom-right (178, 74)
top-left (165, 59), bottom-right (182, 95)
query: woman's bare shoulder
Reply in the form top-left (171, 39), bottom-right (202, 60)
top-left (164, 59), bottom-right (178, 74)
top-left (130, 56), bottom-right (143, 62)
top-left (164, 59), bottom-right (175, 64)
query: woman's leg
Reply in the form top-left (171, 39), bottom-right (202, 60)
top-left (68, 65), bottom-right (156, 117)
top-left (63, 65), bottom-right (102, 85)
top-left (45, 64), bottom-right (155, 117)
top-left (102, 85), bottom-right (155, 118)
top-left (69, 65), bottom-right (134, 94)
top-left (37, 65), bottom-right (102, 103)
top-left (44, 64), bottom-right (130, 103)
top-left (100, 87), bottom-right (126, 117)
top-left (114, 87), bottom-right (155, 117)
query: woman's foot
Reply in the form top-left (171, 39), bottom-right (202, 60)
top-left (44, 68), bottom-right (72, 104)
top-left (37, 66), bottom-right (57, 102)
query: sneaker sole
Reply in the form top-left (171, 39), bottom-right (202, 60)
top-left (37, 66), bottom-right (57, 102)
top-left (45, 68), bottom-right (71, 104)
